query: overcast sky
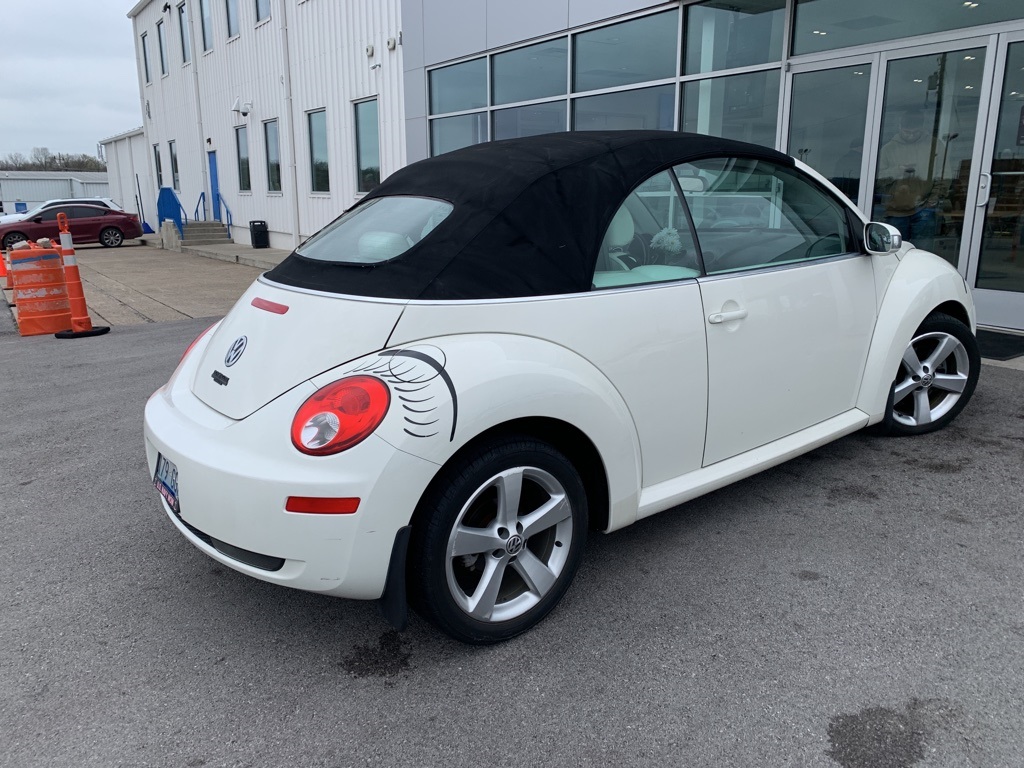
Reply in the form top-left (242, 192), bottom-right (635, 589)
top-left (0, 2), bottom-right (141, 159)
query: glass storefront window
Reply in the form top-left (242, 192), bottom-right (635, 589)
top-left (431, 113), bottom-right (488, 156)
top-left (492, 39), bottom-right (567, 105)
top-left (493, 101), bottom-right (566, 140)
top-left (788, 65), bottom-right (871, 203)
top-left (430, 58), bottom-right (487, 114)
top-left (793, 0), bottom-right (1021, 56)
top-left (976, 42), bottom-right (1024, 294)
top-left (684, 0), bottom-right (786, 75)
top-left (573, 85), bottom-right (675, 131)
top-left (682, 69), bottom-right (780, 148)
top-left (872, 48), bottom-right (986, 264)
top-left (573, 10), bottom-right (678, 93)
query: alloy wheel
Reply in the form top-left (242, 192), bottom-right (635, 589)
top-left (444, 465), bottom-right (574, 623)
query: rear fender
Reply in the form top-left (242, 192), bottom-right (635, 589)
top-left (310, 333), bottom-right (642, 531)
top-left (856, 249), bottom-right (975, 422)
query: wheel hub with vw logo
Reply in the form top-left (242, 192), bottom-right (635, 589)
top-left (504, 534), bottom-right (525, 557)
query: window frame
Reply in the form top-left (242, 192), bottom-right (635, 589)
top-left (255, 0), bottom-right (270, 23)
top-left (153, 144), bottom-right (163, 187)
top-left (225, 0), bottom-right (239, 37)
top-left (199, 0), bottom-right (213, 51)
top-left (235, 125), bottom-right (251, 192)
top-left (264, 119), bottom-right (282, 192)
top-left (307, 109), bottom-right (330, 193)
top-left (354, 98), bottom-right (381, 194)
top-left (156, 19), bottom-right (169, 76)
top-left (177, 2), bottom-right (191, 63)
top-left (141, 32), bottom-right (151, 83)
top-left (168, 140), bottom-right (180, 191)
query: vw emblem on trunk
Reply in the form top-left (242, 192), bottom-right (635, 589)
top-left (224, 336), bottom-right (247, 367)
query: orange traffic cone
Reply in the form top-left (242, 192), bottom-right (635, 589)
top-left (2, 247), bottom-right (11, 289)
top-left (53, 213), bottom-right (109, 339)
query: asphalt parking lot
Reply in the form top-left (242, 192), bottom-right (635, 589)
top-left (1, 253), bottom-right (1023, 767)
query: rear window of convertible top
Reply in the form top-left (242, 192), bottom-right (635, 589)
top-left (295, 196), bottom-right (453, 265)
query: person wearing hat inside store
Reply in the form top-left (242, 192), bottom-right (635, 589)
top-left (877, 109), bottom-right (947, 245)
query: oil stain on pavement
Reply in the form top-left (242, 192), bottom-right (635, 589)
top-left (340, 630), bottom-right (411, 679)
top-left (826, 698), bottom-right (958, 767)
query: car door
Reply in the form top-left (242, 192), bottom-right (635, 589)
top-left (32, 207), bottom-right (69, 241)
top-left (676, 157), bottom-right (877, 466)
top-left (70, 206), bottom-right (106, 242)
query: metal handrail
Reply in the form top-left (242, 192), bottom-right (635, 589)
top-left (194, 191), bottom-right (207, 222)
top-left (217, 193), bottom-right (233, 238)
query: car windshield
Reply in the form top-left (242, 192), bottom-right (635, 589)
top-left (296, 196), bottom-right (453, 264)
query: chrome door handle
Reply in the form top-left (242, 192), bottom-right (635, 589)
top-left (977, 172), bottom-right (991, 207)
top-left (708, 308), bottom-right (748, 324)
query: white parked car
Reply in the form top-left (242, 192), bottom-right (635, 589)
top-left (144, 131), bottom-right (980, 644)
top-left (0, 197), bottom-right (122, 226)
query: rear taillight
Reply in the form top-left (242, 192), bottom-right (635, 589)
top-left (179, 323), bottom-right (217, 364)
top-left (291, 375), bottom-right (391, 456)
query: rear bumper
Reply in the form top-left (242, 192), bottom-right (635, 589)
top-left (143, 348), bottom-right (439, 599)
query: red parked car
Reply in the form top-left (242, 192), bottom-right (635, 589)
top-left (0, 204), bottom-right (142, 250)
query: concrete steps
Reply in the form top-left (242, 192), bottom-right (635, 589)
top-left (181, 221), bottom-right (231, 246)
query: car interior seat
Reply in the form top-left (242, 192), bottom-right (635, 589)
top-left (600, 205), bottom-right (635, 271)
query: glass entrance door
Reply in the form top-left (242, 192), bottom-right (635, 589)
top-left (964, 34), bottom-right (1024, 330)
top-left (870, 43), bottom-right (990, 268)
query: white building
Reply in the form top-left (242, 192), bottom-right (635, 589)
top-left (119, 0), bottom-right (1024, 331)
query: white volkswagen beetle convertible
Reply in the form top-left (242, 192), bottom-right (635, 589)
top-left (145, 131), bottom-right (980, 643)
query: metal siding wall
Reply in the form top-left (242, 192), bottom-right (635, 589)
top-left (290, 0), bottom-right (405, 239)
top-left (136, 2), bottom-right (203, 220)
top-left (132, 0), bottom-right (404, 248)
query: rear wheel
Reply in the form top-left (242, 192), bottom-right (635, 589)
top-left (878, 312), bottom-right (980, 436)
top-left (99, 227), bottom-right (124, 248)
top-left (2, 231), bottom-right (27, 250)
top-left (409, 437), bottom-right (588, 644)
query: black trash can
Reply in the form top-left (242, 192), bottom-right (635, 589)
top-left (249, 220), bottom-right (269, 249)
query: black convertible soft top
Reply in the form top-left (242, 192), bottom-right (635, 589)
top-left (266, 130), bottom-right (794, 300)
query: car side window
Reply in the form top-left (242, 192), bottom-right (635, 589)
top-left (673, 158), bottom-right (851, 275)
top-left (71, 207), bottom-right (102, 219)
top-left (592, 170), bottom-right (701, 290)
top-left (39, 208), bottom-right (67, 222)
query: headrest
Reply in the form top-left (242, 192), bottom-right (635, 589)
top-left (606, 206), bottom-right (634, 249)
top-left (357, 231), bottom-right (409, 261)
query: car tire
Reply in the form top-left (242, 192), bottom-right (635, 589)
top-left (99, 227), bottom-right (124, 248)
top-left (408, 436), bottom-right (588, 644)
top-left (2, 232), bottom-right (27, 251)
top-left (877, 312), bottom-right (980, 436)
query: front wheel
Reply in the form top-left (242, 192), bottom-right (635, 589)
top-left (99, 227), bottom-right (124, 248)
top-left (878, 312), bottom-right (980, 436)
top-left (408, 437), bottom-right (588, 644)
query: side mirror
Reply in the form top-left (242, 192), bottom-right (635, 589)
top-left (864, 222), bottom-right (903, 255)
top-left (32, 216), bottom-right (43, 223)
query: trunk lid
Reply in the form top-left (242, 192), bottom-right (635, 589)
top-left (192, 279), bottom-right (405, 419)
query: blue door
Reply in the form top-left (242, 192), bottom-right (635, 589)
top-left (208, 151), bottom-right (221, 221)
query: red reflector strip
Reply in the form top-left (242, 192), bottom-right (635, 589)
top-left (285, 496), bottom-right (360, 514)
top-left (251, 297), bottom-right (289, 314)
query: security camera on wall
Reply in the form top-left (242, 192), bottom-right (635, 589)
top-left (240, 106), bottom-right (250, 117)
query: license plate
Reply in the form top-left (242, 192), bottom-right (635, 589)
top-left (154, 453), bottom-right (181, 514)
